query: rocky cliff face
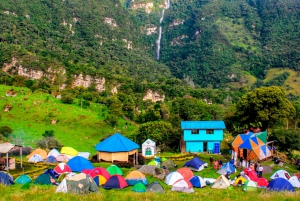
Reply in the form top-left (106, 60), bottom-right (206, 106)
top-left (72, 74), bottom-right (106, 92)
top-left (143, 89), bottom-right (165, 102)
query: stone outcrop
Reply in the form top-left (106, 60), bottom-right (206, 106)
top-left (143, 24), bottom-right (157, 35)
top-left (104, 17), bottom-right (117, 27)
top-left (111, 86), bottom-right (118, 94)
top-left (72, 74), bottom-right (105, 92)
top-left (143, 89), bottom-right (165, 102)
top-left (130, 2), bottom-right (154, 14)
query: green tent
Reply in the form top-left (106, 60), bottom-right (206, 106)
top-left (34, 174), bottom-right (52, 185)
top-left (107, 165), bottom-right (123, 176)
top-left (243, 180), bottom-right (257, 191)
top-left (15, 174), bottom-right (32, 184)
top-left (161, 157), bottom-right (167, 162)
top-left (148, 160), bottom-right (160, 167)
top-left (132, 182), bottom-right (146, 193)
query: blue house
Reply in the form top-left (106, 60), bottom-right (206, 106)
top-left (181, 121), bottom-right (226, 154)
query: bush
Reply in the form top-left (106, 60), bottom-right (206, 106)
top-left (138, 154), bottom-right (146, 165)
top-left (61, 94), bottom-right (74, 104)
top-left (113, 161), bottom-right (133, 168)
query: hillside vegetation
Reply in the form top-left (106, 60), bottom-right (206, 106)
top-left (0, 85), bottom-right (138, 153)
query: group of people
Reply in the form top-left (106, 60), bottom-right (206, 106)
top-left (210, 156), bottom-right (223, 170)
top-left (251, 161), bottom-right (264, 178)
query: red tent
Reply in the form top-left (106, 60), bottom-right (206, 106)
top-left (256, 177), bottom-right (269, 187)
top-left (54, 163), bottom-right (72, 174)
top-left (177, 167), bottom-right (194, 180)
top-left (82, 167), bottom-right (111, 180)
top-left (243, 168), bottom-right (258, 181)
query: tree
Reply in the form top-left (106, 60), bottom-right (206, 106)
top-left (36, 137), bottom-right (63, 150)
top-left (235, 86), bottom-right (295, 131)
top-left (42, 130), bottom-right (55, 138)
top-left (270, 129), bottom-right (300, 154)
top-left (0, 125), bottom-right (13, 138)
top-left (293, 101), bottom-right (300, 129)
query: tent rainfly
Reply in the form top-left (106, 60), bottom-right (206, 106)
top-left (95, 133), bottom-right (140, 164)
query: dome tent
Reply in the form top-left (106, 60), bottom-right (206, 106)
top-left (132, 182), bottom-right (147, 193)
top-left (147, 181), bottom-right (164, 193)
top-left (189, 176), bottom-right (206, 188)
top-left (125, 170), bottom-right (148, 186)
top-left (82, 167), bottom-right (111, 180)
top-left (165, 172), bottom-right (184, 185)
top-left (103, 175), bottom-right (128, 189)
top-left (267, 178), bottom-right (295, 192)
top-left (107, 165), bottom-right (123, 176)
top-left (15, 174), bottom-right (32, 184)
top-left (183, 157), bottom-right (207, 172)
top-left (67, 156), bottom-right (94, 172)
top-left (54, 163), bottom-right (72, 174)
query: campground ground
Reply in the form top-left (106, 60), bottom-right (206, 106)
top-left (2, 153), bottom-right (300, 201)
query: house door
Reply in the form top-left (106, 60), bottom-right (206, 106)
top-left (203, 142), bottom-right (207, 152)
top-left (145, 148), bottom-right (152, 156)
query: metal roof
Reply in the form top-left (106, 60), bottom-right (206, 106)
top-left (0, 142), bottom-right (16, 153)
top-left (181, 121), bottom-right (226, 129)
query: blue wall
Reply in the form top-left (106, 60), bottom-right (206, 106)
top-left (186, 141), bottom-right (220, 153)
top-left (183, 129), bottom-right (223, 141)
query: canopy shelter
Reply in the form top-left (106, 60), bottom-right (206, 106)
top-left (231, 131), bottom-right (273, 166)
top-left (95, 133), bottom-right (140, 164)
top-left (0, 142), bottom-right (23, 170)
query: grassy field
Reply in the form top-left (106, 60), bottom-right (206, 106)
top-left (2, 153), bottom-right (300, 201)
top-left (0, 85), bottom-right (138, 154)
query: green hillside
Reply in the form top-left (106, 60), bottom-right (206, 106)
top-left (0, 85), bottom-right (138, 153)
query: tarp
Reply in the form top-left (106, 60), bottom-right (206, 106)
top-left (270, 170), bottom-right (291, 180)
top-left (15, 174), bottom-right (32, 184)
top-left (0, 171), bottom-right (14, 186)
top-left (61, 147), bottom-right (78, 156)
top-left (147, 181), bottom-right (164, 193)
top-left (125, 170), bottom-right (148, 186)
top-left (56, 173), bottom-right (98, 194)
top-left (47, 149), bottom-right (60, 158)
top-left (54, 163), bottom-right (72, 174)
top-left (82, 167), bottom-right (110, 180)
top-left (211, 175), bottom-right (230, 189)
top-left (26, 148), bottom-right (48, 160)
top-left (103, 175), bottom-right (128, 189)
top-left (189, 176), bottom-right (206, 188)
top-left (267, 178), bottom-right (295, 192)
top-left (107, 165), bottom-right (123, 176)
top-left (288, 176), bottom-right (300, 188)
top-left (132, 182), bottom-right (146, 193)
top-left (28, 154), bottom-right (43, 163)
top-left (95, 133), bottom-right (140, 152)
top-left (176, 167), bottom-right (194, 180)
top-left (165, 172), bottom-right (184, 185)
top-left (183, 157), bottom-right (206, 172)
top-left (67, 156), bottom-right (94, 172)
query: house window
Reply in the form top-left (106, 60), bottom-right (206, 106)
top-left (206, 129), bottom-right (214, 134)
top-left (191, 129), bottom-right (199, 134)
top-left (145, 148), bottom-right (152, 156)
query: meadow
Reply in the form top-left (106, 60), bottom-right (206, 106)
top-left (0, 85), bottom-right (138, 153)
top-left (2, 153), bottom-right (300, 201)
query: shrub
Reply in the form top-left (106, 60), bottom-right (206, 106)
top-left (61, 93), bottom-right (74, 104)
top-left (138, 154), bottom-right (146, 165)
top-left (113, 161), bottom-right (133, 168)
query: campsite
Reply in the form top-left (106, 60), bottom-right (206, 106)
top-left (0, 136), bottom-right (300, 201)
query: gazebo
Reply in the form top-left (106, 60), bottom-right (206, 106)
top-left (0, 142), bottom-right (23, 170)
top-left (95, 133), bottom-right (139, 164)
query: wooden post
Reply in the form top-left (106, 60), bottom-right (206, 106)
top-left (20, 147), bottom-right (22, 168)
top-left (136, 150), bottom-right (138, 165)
top-left (6, 153), bottom-right (8, 171)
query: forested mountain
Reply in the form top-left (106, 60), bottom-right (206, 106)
top-left (0, 0), bottom-right (300, 88)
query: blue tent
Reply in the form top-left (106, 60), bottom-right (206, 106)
top-left (0, 172), bottom-right (14, 186)
top-left (95, 133), bottom-right (140, 152)
top-left (183, 157), bottom-right (206, 171)
top-left (46, 155), bottom-right (57, 163)
top-left (217, 162), bottom-right (236, 175)
top-left (189, 176), bottom-right (206, 188)
top-left (67, 156), bottom-right (94, 172)
top-left (267, 178), bottom-right (295, 192)
top-left (44, 169), bottom-right (59, 179)
top-left (15, 174), bottom-right (32, 184)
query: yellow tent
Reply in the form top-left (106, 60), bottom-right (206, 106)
top-left (26, 148), bottom-right (47, 159)
top-left (61, 147), bottom-right (78, 156)
top-left (233, 176), bottom-right (247, 186)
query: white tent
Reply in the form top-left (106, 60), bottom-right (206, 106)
top-left (56, 173), bottom-right (77, 193)
top-left (165, 172), bottom-right (184, 185)
top-left (211, 175), bottom-right (231, 189)
top-left (270, 170), bottom-right (291, 180)
top-left (171, 179), bottom-right (194, 193)
top-left (28, 154), bottom-right (43, 163)
top-left (288, 176), bottom-right (300, 188)
top-left (77, 152), bottom-right (90, 159)
top-left (47, 149), bottom-right (60, 158)
top-left (142, 139), bottom-right (156, 157)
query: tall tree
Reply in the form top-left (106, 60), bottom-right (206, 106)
top-left (235, 86), bottom-right (295, 131)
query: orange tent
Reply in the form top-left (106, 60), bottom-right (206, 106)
top-left (26, 148), bottom-right (48, 160)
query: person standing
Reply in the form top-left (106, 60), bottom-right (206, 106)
top-left (218, 158), bottom-right (223, 169)
top-left (254, 162), bottom-right (258, 174)
top-left (214, 160), bottom-right (218, 170)
top-left (210, 156), bottom-right (213, 166)
top-left (258, 165), bottom-right (264, 178)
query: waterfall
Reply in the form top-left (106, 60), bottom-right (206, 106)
top-left (156, 0), bottom-right (170, 60)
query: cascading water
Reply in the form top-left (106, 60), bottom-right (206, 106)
top-left (156, 0), bottom-right (170, 60)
